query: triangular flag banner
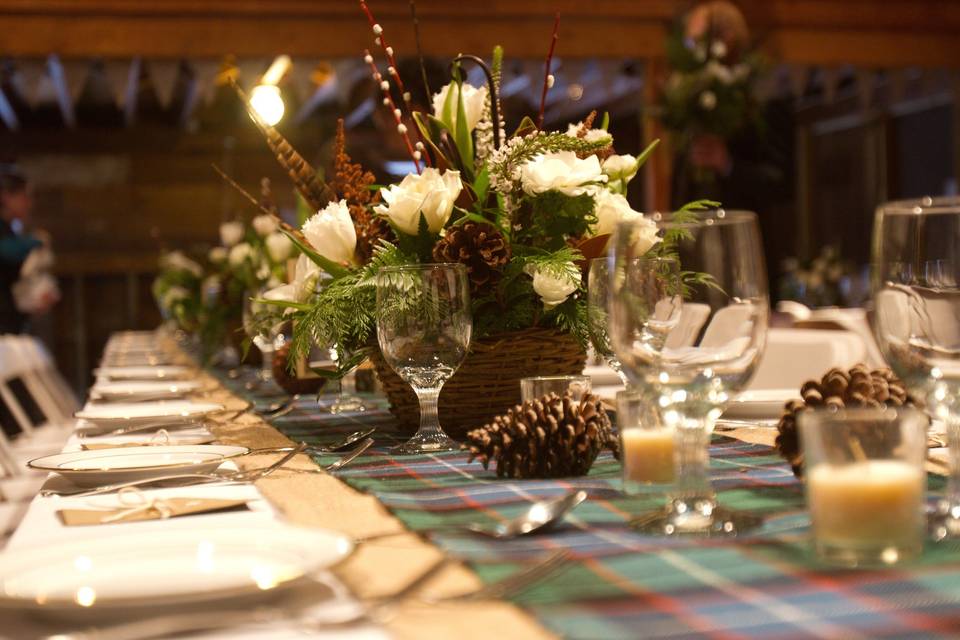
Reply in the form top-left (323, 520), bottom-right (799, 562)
top-left (15, 58), bottom-right (47, 107)
top-left (236, 57), bottom-right (269, 92)
top-left (150, 60), bottom-right (181, 108)
top-left (102, 58), bottom-right (134, 108)
top-left (190, 59), bottom-right (221, 106)
top-left (60, 59), bottom-right (90, 102)
top-left (287, 57), bottom-right (318, 101)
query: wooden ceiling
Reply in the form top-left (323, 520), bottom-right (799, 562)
top-left (0, 0), bottom-right (957, 67)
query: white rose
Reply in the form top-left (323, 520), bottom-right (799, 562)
top-left (524, 262), bottom-right (579, 310)
top-left (565, 122), bottom-right (613, 145)
top-left (228, 242), bottom-right (252, 267)
top-left (265, 231), bottom-right (294, 263)
top-left (592, 190), bottom-right (645, 237)
top-left (252, 214), bottom-right (279, 237)
top-left (264, 254), bottom-right (321, 305)
top-left (710, 40), bottom-right (728, 60)
top-left (432, 81), bottom-right (488, 133)
top-left (160, 251), bottom-right (203, 277)
top-left (699, 90), bottom-right (717, 111)
top-left (208, 246), bottom-right (228, 264)
top-left (374, 168), bottom-right (463, 235)
top-left (602, 154), bottom-right (639, 182)
top-left (704, 60), bottom-right (733, 85)
top-left (301, 199), bottom-right (357, 265)
top-left (161, 286), bottom-right (189, 310)
top-left (617, 216), bottom-right (661, 256)
top-left (520, 151), bottom-right (607, 197)
top-left (219, 221), bottom-right (245, 247)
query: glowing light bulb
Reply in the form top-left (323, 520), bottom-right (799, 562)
top-left (250, 84), bottom-right (285, 126)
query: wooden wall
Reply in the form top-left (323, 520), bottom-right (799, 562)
top-left (1, 120), bottom-right (331, 389)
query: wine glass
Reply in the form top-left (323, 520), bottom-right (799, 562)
top-left (587, 258), bottom-right (630, 387)
top-left (871, 196), bottom-right (960, 539)
top-left (242, 291), bottom-right (282, 393)
top-left (376, 264), bottom-right (472, 454)
top-left (609, 210), bottom-right (769, 535)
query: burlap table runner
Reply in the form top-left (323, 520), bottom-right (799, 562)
top-left (196, 376), bottom-right (556, 640)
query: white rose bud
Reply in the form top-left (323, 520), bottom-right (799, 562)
top-left (265, 231), bottom-right (294, 263)
top-left (161, 286), bottom-right (189, 310)
top-left (592, 190), bottom-right (644, 237)
top-left (208, 246), bottom-right (228, 264)
top-left (374, 168), bottom-right (462, 235)
top-left (219, 220), bottom-right (245, 247)
top-left (565, 122), bottom-right (613, 145)
top-left (524, 262), bottom-right (579, 310)
top-left (301, 199), bottom-right (357, 265)
top-left (520, 151), bottom-right (607, 197)
top-left (228, 242), bottom-right (252, 267)
top-left (252, 214), bottom-right (279, 237)
top-left (699, 90), bottom-right (717, 111)
top-left (432, 81), bottom-right (488, 133)
top-left (602, 154), bottom-right (639, 183)
top-left (160, 250), bottom-right (203, 277)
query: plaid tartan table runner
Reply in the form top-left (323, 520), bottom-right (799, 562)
top-left (232, 379), bottom-right (960, 639)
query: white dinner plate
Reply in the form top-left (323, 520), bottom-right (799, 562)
top-left (94, 365), bottom-right (194, 381)
top-left (722, 388), bottom-right (797, 420)
top-left (0, 525), bottom-right (353, 618)
top-left (26, 444), bottom-right (247, 486)
top-left (90, 380), bottom-right (203, 401)
top-left (75, 400), bottom-right (223, 427)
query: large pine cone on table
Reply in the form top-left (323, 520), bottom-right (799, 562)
top-left (466, 392), bottom-right (619, 479)
top-left (775, 364), bottom-right (922, 476)
top-left (432, 221), bottom-right (511, 294)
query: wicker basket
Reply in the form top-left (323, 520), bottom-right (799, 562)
top-left (371, 327), bottom-right (587, 438)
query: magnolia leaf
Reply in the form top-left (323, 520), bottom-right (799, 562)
top-left (412, 111), bottom-right (452, 172)
top-left (473, 165), bottom-right (490, 204)
top-left (600, 111), bottom-right (610, 131)
top-left (634, 138), bottom-right (660, 171)
top-left (453, 75), bottom-right (474, 174)
top-left (279, 228), bottom-right (351, 280)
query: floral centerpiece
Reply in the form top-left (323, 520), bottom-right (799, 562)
top-left (233, 7), bottom-right (680, 434)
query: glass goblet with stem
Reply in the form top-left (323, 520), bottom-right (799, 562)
top-left (609, 210), bottom-right (769, 536)
top-left (588, 257), bottom-right (631, 388)
top-left (376, 263), bottom-right (472, 455)
top-left (871, 196), bottom-right (960, 539)
top-left (242, 291), bottom-right (282, 392)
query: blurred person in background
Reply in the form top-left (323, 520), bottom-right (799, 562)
top-left (0, 167), bottom-right (59, 334)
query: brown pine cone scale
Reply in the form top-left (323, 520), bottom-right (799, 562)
top-left (432, 221), bottom-right (511, 294)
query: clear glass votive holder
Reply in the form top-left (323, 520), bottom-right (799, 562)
top-left (520, 375), bottom-right (591, 404)
top-left (618, 390), bottom-right (675, 494)
top-left (799, 407), bottom-right (928, 568)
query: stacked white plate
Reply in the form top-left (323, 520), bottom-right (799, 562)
top-left (94, 365), bottom-right (194, 381)
top-left (90, 379), bottom-right (203, 402)
top-left (75, 400), bottom-right (224, 429)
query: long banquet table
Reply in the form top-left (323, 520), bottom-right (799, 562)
top-left (8, 331), bottom-right (960, 639)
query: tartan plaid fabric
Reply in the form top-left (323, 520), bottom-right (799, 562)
top-left (231, 377), bottom-right (960, 639)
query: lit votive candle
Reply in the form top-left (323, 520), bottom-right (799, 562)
top-left (800, 408), bottom-right (928, 567)
top-left (622, 428), bottom-right (675, 485)
top-left (807, 460), bottom-right (924, 564)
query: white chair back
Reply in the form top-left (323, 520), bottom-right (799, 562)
top-left (747, 328), bottom-right (868, 391)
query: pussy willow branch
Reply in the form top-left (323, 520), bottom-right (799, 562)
top-left (537, 12), bottom-right (560, 130)
top-left (363, 50), bottom-right (423, 173)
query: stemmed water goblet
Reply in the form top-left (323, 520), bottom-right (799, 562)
top-left (870, 196), bottom-right (960, 539)
top-left (609, 210), bottom-right (769, 535)
top-left (376, 264), bottom-right (472, 454)
top-left (587, 257), bottom-right (631, 387)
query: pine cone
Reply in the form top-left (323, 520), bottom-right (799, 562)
top-left (775, 364), bottom-right (922, 476)
top-left (432, 221), bottom-right (511, 294)
top-left (355, 213), bottom-right (396, 263)
top-left (466, 392), bottom-right (619, 479)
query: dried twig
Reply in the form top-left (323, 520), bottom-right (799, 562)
top-left (537, 12), bottom-right (560, 130)
top-left (362, 49), bottom-right (423, 173)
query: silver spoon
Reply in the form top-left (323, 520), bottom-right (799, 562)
top-left (358, 490), bottom-right (588, 541)
top-left (256, 395), bottom-right (299, 419)
top-left (465, 490), bottom-right (588, 538)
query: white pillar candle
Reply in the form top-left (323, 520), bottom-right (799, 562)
top-left (622, 429), bottom-right (675, 484)
top-left (807, 460), bottom-right (924, 556)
